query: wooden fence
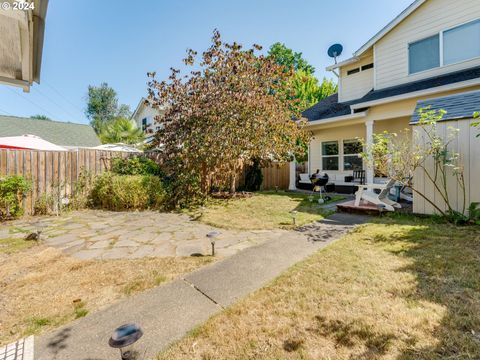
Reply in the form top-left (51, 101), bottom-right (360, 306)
top-left (0, 148), bottom-right (291, 215)
top-left (0, 149), bottom-right (128, 215)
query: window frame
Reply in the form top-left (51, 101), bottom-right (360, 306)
top-left (321, 141), bottom-right (339, 171)
top-left (407, 17), bottom-right (480, 76)
top-left (342, 139), bottom-right (363, 171)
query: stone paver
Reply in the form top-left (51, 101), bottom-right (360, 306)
top-left (34, 213), bottom-right (368, 360)
top-left (6, 210), bottom-right (295, 260)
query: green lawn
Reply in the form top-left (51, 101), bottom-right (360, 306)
top-left (159, 216), bottom-right (480, 359)
top-left (193, 191), bottom-right (345, 230)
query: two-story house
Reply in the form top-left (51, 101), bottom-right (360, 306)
top-left (131, 98), bottom-right (165, 145)
top-left (301, 0), bottom-right (480, 214)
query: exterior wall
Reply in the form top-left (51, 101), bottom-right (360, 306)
top-left (132, 105), bottom-right (162, 131)
top-left (375, 0), bottom-right (480, 89)
top-left (310, 123), bottom-right (365, 181)
top-left (413, 118), bottom-right (480, 215)
top-left (338, 51), bottom-right (374, 102)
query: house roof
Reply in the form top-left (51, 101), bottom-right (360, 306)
top-left (303, 66), bottom-right (480, 122)
top-left (302, 94), bottom-right (352, 121)
top-left (0, 116), bottom-right (101, 147)
top-left (357, 66), bottom-right (480, 104)
top-left (411, 90), bottom-right (480, 123)
top-left (327, 0), bottom-right (426, 71)
top-left (354, 0), bottom-right (426, 57)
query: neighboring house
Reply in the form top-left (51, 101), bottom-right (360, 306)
top-left (0, 115), bottom-right (101, 148)
top-left (131, 98), bottom-right (164, 144)
top-left (300, 0), bottom-right (480, 214)
top-left (0, 0), bottom-right (49, 92)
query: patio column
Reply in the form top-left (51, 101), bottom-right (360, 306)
top-left (289, 159), bottom-right (296, 191)
top-left (365, 119), bottom-right (375, 184)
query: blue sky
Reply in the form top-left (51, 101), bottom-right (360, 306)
top-left (0, 0), bottom-right (413, 124)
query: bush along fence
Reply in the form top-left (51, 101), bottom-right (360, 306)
top-left (0, 148), bottom-right (291, 217)
top-left (0, 149), bottom-right (129, 215)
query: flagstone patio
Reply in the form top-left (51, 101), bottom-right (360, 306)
top-left (4, 210), bottom-right (290, 260)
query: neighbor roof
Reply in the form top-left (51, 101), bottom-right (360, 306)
top-left (303, 66), bottom-right (480, 122)
top-left (0, 116), bottom-right (100, 147)
top-left (411, 90), bottom-right (480, 123)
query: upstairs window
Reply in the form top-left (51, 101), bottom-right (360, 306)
top-left (444, 19), bottom-right (480, 65)
top-left (409, 35), bottom-right (440, 74)
top-left (322, 141), bottom-right (339, 171)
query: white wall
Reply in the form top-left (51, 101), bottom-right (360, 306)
top-left (132, 104), bottom-right (163, 133)
top-left (375, 0), bottom-right (480, 89)
top-left (339, 52), bottom-right (374, 102)
top-left (413, 118), bottom-right (480, 215)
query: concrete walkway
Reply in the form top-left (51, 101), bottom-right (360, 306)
top-left (34, 213), bottom-right (368, 360)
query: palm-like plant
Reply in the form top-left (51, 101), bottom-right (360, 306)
top-left (99, 117), bottom-right (144, 145)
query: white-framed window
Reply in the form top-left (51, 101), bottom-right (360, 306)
top-left (343, 139), bottom-right (363, 171)
top-left (321, 141), bottom-right (339, 171)
top-left (409, 18), bottom-right (480, 75)
top-left (444, 19), bottom-right (480, 66)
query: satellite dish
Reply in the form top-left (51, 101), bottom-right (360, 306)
top-left (327, 44), bottom-right (343, 64)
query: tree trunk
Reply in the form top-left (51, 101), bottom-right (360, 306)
top-left (230, 171), bottom-right (237, 194)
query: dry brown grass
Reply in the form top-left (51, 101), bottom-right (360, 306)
top-left (0, 245), bottom-right (213, 346)
top-left (158, 216), bottom-right (480, 359)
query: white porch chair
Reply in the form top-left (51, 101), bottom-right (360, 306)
top-left (354, 178), bottom-right (401, 212)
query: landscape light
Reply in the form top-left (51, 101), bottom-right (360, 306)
top-left (109, 323), bottom-right (143, 360)
top-left (207, 231), bottom-right (220, 256)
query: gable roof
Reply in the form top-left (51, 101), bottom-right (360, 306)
top-left (326, 0), bottom-right (427, 71)
top-left (0, 116), bottom-right (101, 147)
top-left (303, 66), bottom-right (480, 122)
top-left (354, 0), bottom-right (426, 57)
top-left (411, 90), bottom-right (480, 123)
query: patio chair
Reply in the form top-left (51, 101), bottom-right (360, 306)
top-left (354, 178), bottom-right (401, 212)
top-left (298, 173), bottom-right (312, 190)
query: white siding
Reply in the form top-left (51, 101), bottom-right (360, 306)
top-left (338, 53), bottom-right (374, 102)
top-left (375, 0), bottom-right (480, 89)
top-left (413, 118), bottom-right (480, 215)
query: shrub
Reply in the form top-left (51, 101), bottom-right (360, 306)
top-left (111, 156), bottom-right (162, 176)
top-left (0, 175), bottom-right (31, 219)
top-left (90, 172), bottom-right (165, 211)
top-left (69, 170), bottom-right (95, 210)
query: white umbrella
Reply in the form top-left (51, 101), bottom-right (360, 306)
top-left (0, 134), bottom-right (68, 151)
top-left (93, 143), bottom-right (142, 153)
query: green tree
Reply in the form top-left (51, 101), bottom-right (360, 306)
top-left (268, 42), bottom-right (315, 74)
top-left (268, 44), bottom-right (337, 110)
top-left (290, 71), bottom-right (338, 110)
top-left (30, 114), bottom-right (50, 120)
top-left (99, 118), bottom-right (144, 145)
top-left (85, 83), bottom-right (131, 133)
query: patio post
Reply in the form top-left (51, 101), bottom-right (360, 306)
top-left (365, 119), bottom-right (375, 184)
top-left (288, 159), bottom-right (296, 191)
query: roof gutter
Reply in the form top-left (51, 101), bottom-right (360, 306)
top-left (350, 78), bottom-right (480, 110)
top-left (325, 56), bottom-right (359, 71)
top-left (306, 111), bottom-right (368, 128)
